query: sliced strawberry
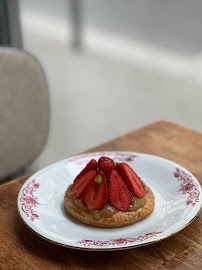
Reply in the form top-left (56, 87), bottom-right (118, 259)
top-left (70, 170), bottom-right (96, 199)
top-left (74, 159), bottom-right (98, 181)
top-left (119, 163), bottom-right (145, 198)
top-left (82, 171), bottom-right (108, 210)
top-left (99, 160), bottom-right (115, 185)
top-left (98, 156), bottom-right (114, 169)
top-left (109, 170), bottom-right (132, 211)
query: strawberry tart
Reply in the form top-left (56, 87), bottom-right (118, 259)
top-left (64, 156), bottom-right (155, 227)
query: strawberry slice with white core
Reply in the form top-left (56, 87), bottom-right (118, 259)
top-left (109, 170), bottom-right (132, 211)
top-left (119, 163), bottom-right (145, 198)
top-left (82, 171), bottom-right (108, 210)
top-left (74, 159), bottom-right (98, 182)
top-left (70, 170), bottom-right (96, 199)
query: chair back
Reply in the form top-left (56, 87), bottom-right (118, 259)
top-left (0, 48), bottom-right (49, 180)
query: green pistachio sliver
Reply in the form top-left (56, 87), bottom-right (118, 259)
top-left (113, 162), bottom-right (121, 168)
top-left (94, 175), bottom-right (103, 184)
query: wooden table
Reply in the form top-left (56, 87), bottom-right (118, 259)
top-left (1, 121), bottom-right (202, 270)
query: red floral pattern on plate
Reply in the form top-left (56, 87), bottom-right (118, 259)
top-left (77, 231), bottom-right (162, 246)
top-left (174, 168), bottom-right (200, 206)
top-left (20, 179), bottom-right (40, 221)
top-left (69, 152), bottom-right (138, 165)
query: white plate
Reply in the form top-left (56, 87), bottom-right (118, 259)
top-left (17, 152), bottom-right (202, 251)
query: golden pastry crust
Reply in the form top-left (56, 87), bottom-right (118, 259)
top-left (64, 185), bottom-right (155, 228)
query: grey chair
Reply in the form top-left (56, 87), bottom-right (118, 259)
top-left (0, 47), bottom-right (49, 180)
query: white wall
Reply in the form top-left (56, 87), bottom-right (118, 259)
top-left (19, 0), bottom-right (202, 171)
top-left (84, 0), bottom-right (202, 55)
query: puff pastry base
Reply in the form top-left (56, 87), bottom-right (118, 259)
top-left (64, 186), bottom-right (155, 228)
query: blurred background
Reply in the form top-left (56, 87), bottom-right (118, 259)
top-left (1, 0), bottom-right (202, 177)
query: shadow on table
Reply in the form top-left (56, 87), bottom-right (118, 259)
top-left (15, 219), bottom-right (131, 269)
top-left (14, 211), bottom-right (198, 269)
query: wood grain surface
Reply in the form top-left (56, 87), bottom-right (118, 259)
top-left (0, 121), bottom-right (202, 270)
